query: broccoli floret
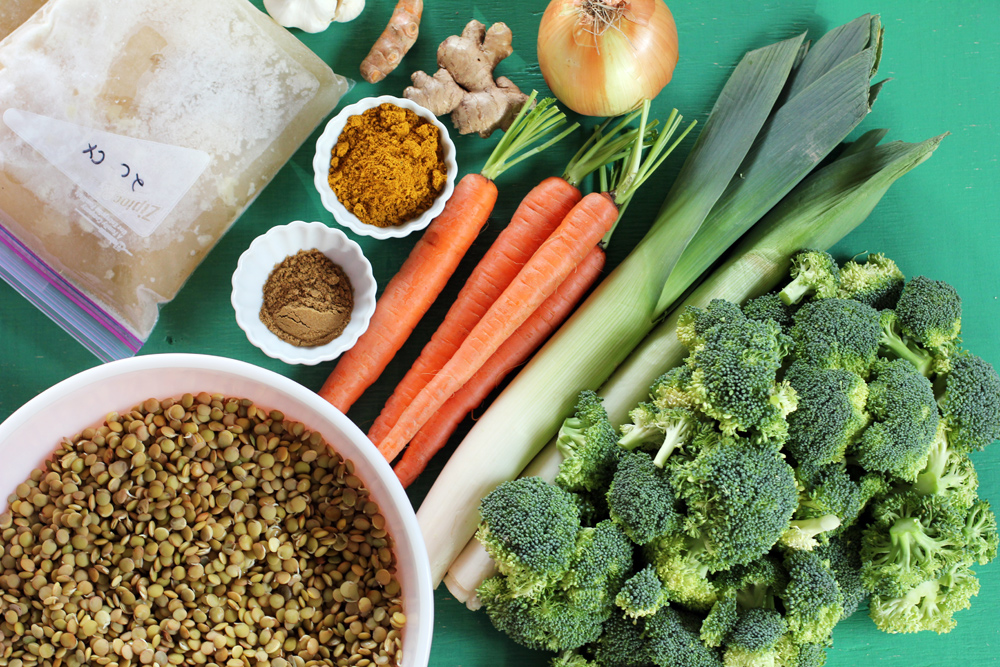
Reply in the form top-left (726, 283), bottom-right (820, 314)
top-left (868, 562), bottom-right (980, 634)
top-left (562, 520), bottom-right (635, 617)
top-left (476, 477), bottom-right (581, 597)
top-left (877, 310), bottom-right (937, 377)
top-left (784, 363), bottom-right (870, 467)
top-left (720, 554), bottom-right (788, 612)
top-left (911, 422), bottom-right (979, 508)
top-left (895, 276), bottom-right (962, 353)
top-left (670, 435), bottom-right (799, 570)
top-left (837, 253), bottom-right (905, 310)
top-left (852, 358), bottom-right (938, 481)
top-left (649, 365), bottom-right (699, 409)
top-left (677, 299), bottom-right (747, 351)
top-left (615, 564), bottom-right (670, 620)
top-left (477, 575), bottom-right (605, 652)
top-left (556, 391), bottom-right (623, 494)
top-left (779, 250), bottom-right (840, 306)
top-left (814, 528), bottom-right (867, 619)
top-left (685, 316), bottom-right (796, 437)
top-left (860, 491), bottom-right (968, 597)
top-left (592, 611), bottom-right (649, 667)
top-left (783, 462), bottom-right (888, 550)
top-left (960, 500), bottom-right (999, 566)
top-left (743, 291), bottom-right (796, 333)
top-left (791, 298), bottom-right (881, 378)
top-left (644, 533), bottom-right (721, 610)
top-left (645, 605), bottom-right (723, 667)
top-left (701, 594), bottom-right (739, 647)
top-left (935, 353), bottom-right (1000, 453)
top-left (723, 608), bottom-right (787, 667)
top-left (618, 403), bottom-right (703, 467)
top-left (777, 641), bottom-right (828, 667)
top-left (606, 451), bottom-right (681, 545)
top-left (780, 549), bottom-right (843, 646)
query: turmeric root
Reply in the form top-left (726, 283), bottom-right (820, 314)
top-left (360, 0), bottom-right (422, 84)
top-left (405, 20), bottom-right (530, 138)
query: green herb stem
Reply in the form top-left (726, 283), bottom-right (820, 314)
top-left (480, 93), bottom-right (579, 182)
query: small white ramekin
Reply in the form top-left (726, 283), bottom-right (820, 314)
top-left (231, 221), bottom-right (377, 365)
top-left (312, 95), bottom-right (457, 240)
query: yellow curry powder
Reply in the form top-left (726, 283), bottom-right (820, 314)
top-left (328, 103), bottom-right (447, 228)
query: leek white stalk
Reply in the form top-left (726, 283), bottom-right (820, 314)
top-left (443, 130), bottom-right (945, 602)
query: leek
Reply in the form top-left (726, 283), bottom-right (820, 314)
top-left (417, 17), bottom-right (888, 586)
top-left (443, 130), bottom-right (945, 605)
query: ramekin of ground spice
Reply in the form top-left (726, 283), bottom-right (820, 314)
top-left (260, 248), bottom-right (354, 347)
top-left (232, 221), bottom-right (378, 365)
top-left (313, 96), bottom-right (458, 240)
top-left (328, 102), bottom-right (446, 228)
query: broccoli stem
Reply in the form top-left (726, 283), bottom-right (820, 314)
top-left (913, 436), bottom-right (948, 497)
top-left (780, 515), bottom-right (841, 550)
top-left (779, 276), bottom-right (812, 305)
top-left (886, 517), bottom-right (943, 569)
top-left (653, 421), bottom-right (689, 468)
top-left (879, 325), bottom-right (933, 376)
top-left (616, 424), bottom-right (662, 451)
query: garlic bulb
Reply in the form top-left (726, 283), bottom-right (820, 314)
top-left (263, 0), bottom-right (365, 32)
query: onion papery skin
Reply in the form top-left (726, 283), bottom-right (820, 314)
top-left (538, 0), bottom-right (679, 117)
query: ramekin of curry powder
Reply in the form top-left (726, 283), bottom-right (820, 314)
top-left (328, 102), bottom-right (447, 228)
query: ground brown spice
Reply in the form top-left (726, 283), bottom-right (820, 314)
top-left (328, 102), bottom-right (447, 227)
top-left (260, 249), bottom-right (354, 347)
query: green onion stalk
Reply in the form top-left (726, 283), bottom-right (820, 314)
top-left (417, 16), bottom-right (889, 586)
top-left (444, 130), bottom-right (945, 606)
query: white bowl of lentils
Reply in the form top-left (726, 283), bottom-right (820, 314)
top-left (0, 353), bottom-right (433, 667)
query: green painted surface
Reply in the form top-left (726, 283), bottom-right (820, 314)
top-left (1, 0), bottom-right (999, 664)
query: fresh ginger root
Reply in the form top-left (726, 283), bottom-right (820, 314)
top-left (360, 0), bottom-right (422, 84)
top-left (405, 20), bottom-right (530, 138)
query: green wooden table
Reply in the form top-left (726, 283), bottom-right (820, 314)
top-left (2, 0), bottom-right (999, 664)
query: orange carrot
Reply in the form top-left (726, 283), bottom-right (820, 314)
top-left (318, 173), bottom-right (496, 413)
top-left (393, 246), bottom-right (607, 486)
top-left (377, 191), bottom-right (620, 460)
top-left (367, 176), bottom-right (582, 446)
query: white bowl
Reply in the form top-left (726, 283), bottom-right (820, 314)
top-left (232, 221), bottom-right (377, 365)
top-left (313, 95), bottom-right (458, 239)
top-left (0, 353), bottom-right (434, 667)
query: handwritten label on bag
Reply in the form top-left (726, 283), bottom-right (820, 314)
top-left (3, 108), bottom-right (210, 240)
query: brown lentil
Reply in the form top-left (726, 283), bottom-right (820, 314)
top-left (0, 394), bottom-right (406, 667)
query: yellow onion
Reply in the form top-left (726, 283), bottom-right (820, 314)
top-left (537, 0), bottom-right (679, 117)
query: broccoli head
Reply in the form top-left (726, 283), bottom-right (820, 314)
top-left (814, 528), bottom-right (867, 619)
top-left (648, 365), bottom-right (699, 410)
top-left (561, 520), bottom-right (635, 617)
top-left (477, 575), bottom-right (605, 652)
top-left (615, 564), bottom-right (670, 620)
top-left (592, 611), bottom-right (650, 667)
top-left (701, 593), bottom-right (739, 648)
top-left (960, 500), bottom-right (999, 566)
top-left (877, 309), bottom-right (939, 377)
top-left (742, 291), bottom-right (797, 333)
top-left (645, 605), bottom-right (723, 667)
top-left (644, 533), bottom-right (721, 610)
top-left (670, 435), bottom-right (799, 570)
top-left (860, 490), bottom-right (969, 597)
top-left (556, 391), bottom-right (623, 494)
top-left (780, 549), bottom-right (844, 646)
top-left (606, 451), bottom-right (681, 545)
top-left (685, 315), bottom-right (796, 437)
top-left (868, 562), bottom-right (980, 634)
top-left (852, 358), bottom-right (938, 481)
top-left (935, 353), bottom-right (1000, 453)
top-left (677, 299), bottom-right (747, 351)
top-left (550, 651), bottom-right (598, 667)
top-left (784, 362), bottom-right (870, 468)
top-left (791, 298), bottom-right (881, 378)
top-left (476, 476), bottom-right (581, 597)
top-left (723, 608), bottom-right (788, 667)
top-left (837, 252), bottom-right (905, 310)
top-left (895, 275), bottom-right (962, 353)
top-left (779, 250), bottom-right (841, 306)
top-left (773, 639), bottom-right (828, 667)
